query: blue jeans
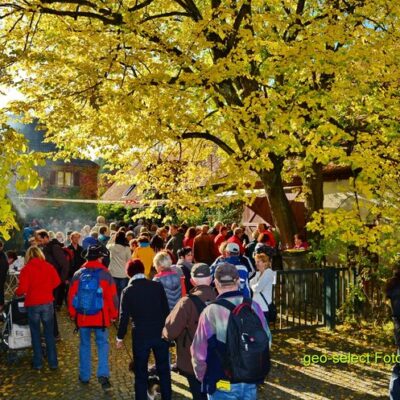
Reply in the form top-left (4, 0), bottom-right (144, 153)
top-left (114, 277), bottom-right (129, 304)
top-left (132, 336), bottom-right (171, 400)
top-left (208, 383), bottom-right (257, 400)
top-left (79, 328), bottom-right (109, 381)
top-left (27, 303), bottom-right (58, 369)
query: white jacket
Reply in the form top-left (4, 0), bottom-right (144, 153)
top-left (106, 243), bottom-right (131, 278)
top-left (250, 269), bottom-right (276, 312)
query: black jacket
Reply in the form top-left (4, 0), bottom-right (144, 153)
top-left (42, 239), bottom-right (69, 281)
top-left (117, 277), bottom-right (170, 341)
top-left (67, 243), bottom-right (85, 278)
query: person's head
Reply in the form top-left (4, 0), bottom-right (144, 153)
top-left (126, 258), bottom-right (145, 278)
top-left (157, 227), bottom-right (168, 240)
top-left (219, 226), bottom-right (228, 237)
top-left (153, 251), bottom-right (172, 273)
top-left (96, 215), bottom-right (106, 225)
top-left (82, 245), bottom-right (110, 261)
top-left (129, 238), bottom-right (138, 251)
top-left (48, 230), bottom-right (56, 240)
top-left (177, 247), bottom-right (193, 263)
top-left (190, 263), bottom-right (212, 287)
top-left (214, 263), bottom-right (239, 293)
top-left (185, 227), bottom-right (197, 239)
top-left (225, 242), bottom-right (240, 257)
top-left (257, 223), bottom-right (268, 232)
top-left (140, 226), bottom-right (149, 234)
top-left (6, 250), bottom-right (18, 264)
top-left (137, 219), bottom-right (144, 226)
top-left (109, 222), bottom-right (117, 232)
top-left (251, 230), bottom-right (259, 241)
top-left (213, 221), bottom-right (223, 231)
top-left (99, 226), bottom-right (108, 236)
top-left (138, 236), bottom-right (150, 245)
top-left (233, 227), bottom-right (243, 238)
top-left (219, 241), bottom-right (228, 256)
top-left (90, 230), bottom-right (99, 239)
top-left (70, 231), bottom-right (81, 245)
top-left (255, 253), bottom-right (271, 272)
top-left (115, 231), bottom-right (128, 246)
top-left (82, 225), bottom-right (91, 235)
top-left (25, 246), bottom-right (45, 263)
top-left (55, 231), bottom-right (65, 243)
top-left (125, 230), bottom-right (135, 241)
top-left (28, 236), bottom-right (37, 246)
top-left (201, 224), bottom-right (209, 234)
top-left (230, 223), bottom-right (238, 231)
top-left (169, 224), bottom-right (179, 236)
top-left (294, 234), bottom-right (304, 247)
top-left (35, 229), bottom-right (50, 245)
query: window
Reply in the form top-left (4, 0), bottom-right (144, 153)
top-left (55, 171), bottom-right (74, 187)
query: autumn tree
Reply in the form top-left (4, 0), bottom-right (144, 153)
top-left (1, 0), bottom-right (399, 249)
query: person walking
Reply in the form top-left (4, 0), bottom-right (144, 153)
top-left (116, 259), bottom-right (171, 400)
top-left (107, 231), bottom-right (131, 302)
top-left (68, 245), bottom-right (118, 391)
top-left (191, 263), bottom-right (271, 399)
top-left (15, 246), bottom-right (60, 370)
top-left (153, 251), bottom-right (182, 311)
top-left (163, 263), bottom-right (216, 400)
top-left (193, 225), bottom-right (215, 266)
top-left (132, 236), bottom-right (155, 278)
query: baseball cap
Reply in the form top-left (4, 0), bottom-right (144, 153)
top-left (226, 242), bottom-right (240, 254)
top-left (214, 263), bottom-right (239, 285)
top-left (191, 263), bottom-right (211, 278)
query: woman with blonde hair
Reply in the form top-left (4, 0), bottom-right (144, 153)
top-left (250, 253), bottom-right (276, 324)
top-left (16, 246), bottom-right (61, 370)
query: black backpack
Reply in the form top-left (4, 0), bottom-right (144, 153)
top-left (215, 298), bottom-right (270, 383)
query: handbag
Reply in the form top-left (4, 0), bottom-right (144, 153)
top-left (260, 292), bottom-right (277, 323)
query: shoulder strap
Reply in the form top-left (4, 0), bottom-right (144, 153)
top-left (213, 298), bottom-right (236, 312)
top-left (187, 294), bottom-right (206, 315)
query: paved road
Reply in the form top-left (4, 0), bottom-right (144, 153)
top-left (0, 309), bottom-right (392, 399)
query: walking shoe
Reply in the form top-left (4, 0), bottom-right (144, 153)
top-left (79, 377), bottom-right (89, 384)
top-left (98, 376), bottom-right (112, 391)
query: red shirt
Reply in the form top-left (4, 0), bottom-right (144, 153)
top-left (183, 237), bottom-right (194, 249)
top-left (261, 230), bottom-right (276, 248)
top-left (68, 260), bottom-right (118, 328)
top-left (16, 258), bottom-right (61, 307)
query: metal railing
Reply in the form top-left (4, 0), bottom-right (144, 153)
top-left (271, 266), bottom-right (357, 331)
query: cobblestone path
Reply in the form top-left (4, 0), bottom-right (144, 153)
top-left (0, 309), bottom-right (392, 399)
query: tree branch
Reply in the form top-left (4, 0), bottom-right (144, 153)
top-left (181, 131), bottom-right (236, 156)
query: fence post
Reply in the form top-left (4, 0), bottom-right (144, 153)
top-left (324, 267), bottom-right (336, 330)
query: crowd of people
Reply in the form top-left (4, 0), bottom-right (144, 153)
top-left (0, 216), bottom-right (292, 400)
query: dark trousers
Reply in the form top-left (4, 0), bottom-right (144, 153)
top-left (0, 268), bottom-right (7, 306)
top-left (54, 283), bottom-right (66, 307)
top-left (186, 374), bottom-right (207, 400)
top-left (133, 336), bottom-right (171, 400)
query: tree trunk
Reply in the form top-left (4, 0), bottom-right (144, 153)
top-left (303, 161), bottom-right (324, 247)
top-left (258, 156), bottom-right (297, 247)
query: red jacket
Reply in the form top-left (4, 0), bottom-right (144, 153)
top-left (68, 261), bottom-right (118, 328)
top-left (16, 258), bottom-right (61, 307)
top-left (261, 230), bottom-right (276, 248)
top-left (214, 233), bottom-right (227, 256)
top-left (227, 235), bottom-right (245, 254)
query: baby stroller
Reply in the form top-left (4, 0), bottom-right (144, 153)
top-left (0, 296), bottom-right (32, 363)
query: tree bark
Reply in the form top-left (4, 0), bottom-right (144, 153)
top-left (258, 156), bottom-right (297, 247)
top-left (303, 161), bottom-right (324, 246)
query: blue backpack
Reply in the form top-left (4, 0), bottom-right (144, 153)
top-left (73, 269), bottom-right (104, 315)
